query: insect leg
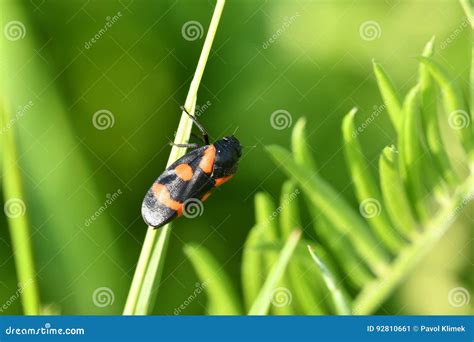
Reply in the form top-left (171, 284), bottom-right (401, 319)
top-left (180, 106), bottom-right (210, 145)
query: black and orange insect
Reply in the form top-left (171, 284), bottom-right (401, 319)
top-left (141, 107), bottom-right (242, 228)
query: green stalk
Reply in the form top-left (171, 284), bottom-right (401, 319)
top-left (1, 103), bottom-right (40, 315)
top-left (123, 0), bottom-right (225, 315)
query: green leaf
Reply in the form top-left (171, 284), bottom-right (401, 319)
top-left (265, 145), bottom-right (389, 276)
top-left (184, 244), bottom-right (242, 315)
top-left (242, 224), bottom-right (266, 309)
top-left (255, 192), bottom-right (279, 241)
top-left (379, 146), bottom-right (419, 239)
top-left (1, 104), bottom-right (40, 315)
top-left (124, 0), bottom-right (226, 315)
top-left (418, 37), bottom-right (458, 187)
top-left (279, 180), bottom-right (301, 239)
top-left (418, 57), bottom-right (473, 155)
top-left (248, 230), bottom-right (302, 315)
top-left (399, 85), bottom-right (429, 221)
top-left (342, 108), bottom-right (404, 252)
top-left (291, 117), bottom-right (373, 287)
top-left (307, 246), bottom-right (351, 314)
top-left (373, 61), bottom-right (403, 132)
top-left (353, 177), bottom-right (474, 314)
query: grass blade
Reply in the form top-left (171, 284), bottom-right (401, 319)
top-left (373, 61), bottom-right (403, 132)
top-left (279, 180), bottom-right (301, 239)
top-left (184, 244), bottom-right (242, 314)
top-left (307, 246), bottom-right (351, 315)
top-left (124, 0), bottom-right (226, 315)
top-left (1, 104), bottom-right (40, 315)
top-left (379, 146), bottom-right (418, 239)
top-left (342, 108), bottom-right (404, 252)
top-left (266, 145), bottom-right (388, 276)
top-left (291, 117), bottom-right (317, 171)
top-left (248, 230), bottom-right (301, 315)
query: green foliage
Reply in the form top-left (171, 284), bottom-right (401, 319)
top-left (185, 37), bottom-right (473, 315)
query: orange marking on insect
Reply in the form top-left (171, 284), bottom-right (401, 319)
top-left (201, 191), bottom-right (212, 202)
top-left (215, 175), bottom-right (233, 187)
top-left (199, 145), bottom-right (215, 173)
top-left (151, 183), bottom-right (182, 211)
top-left (175, 163), bottom-right (193, 181)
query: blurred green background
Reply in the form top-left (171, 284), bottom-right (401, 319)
top-left (1, 0), bottom-right (472, 315)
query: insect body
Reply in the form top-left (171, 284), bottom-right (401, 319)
top-left (141, 108), bottom-right (242, 228)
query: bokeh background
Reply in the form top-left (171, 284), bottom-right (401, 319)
top-left (1, 0), bottom-right (472, 315)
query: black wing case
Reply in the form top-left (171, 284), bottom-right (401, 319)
top-left (141, 146), bottom-right (216, 228)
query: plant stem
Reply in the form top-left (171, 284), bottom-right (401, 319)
top-left (123, 0), bottom-right (226, 315)
top-left (1, 102), bottom-right (40, 315)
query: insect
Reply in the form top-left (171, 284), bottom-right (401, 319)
top-left (141, 107), bottom-right (242, 228)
